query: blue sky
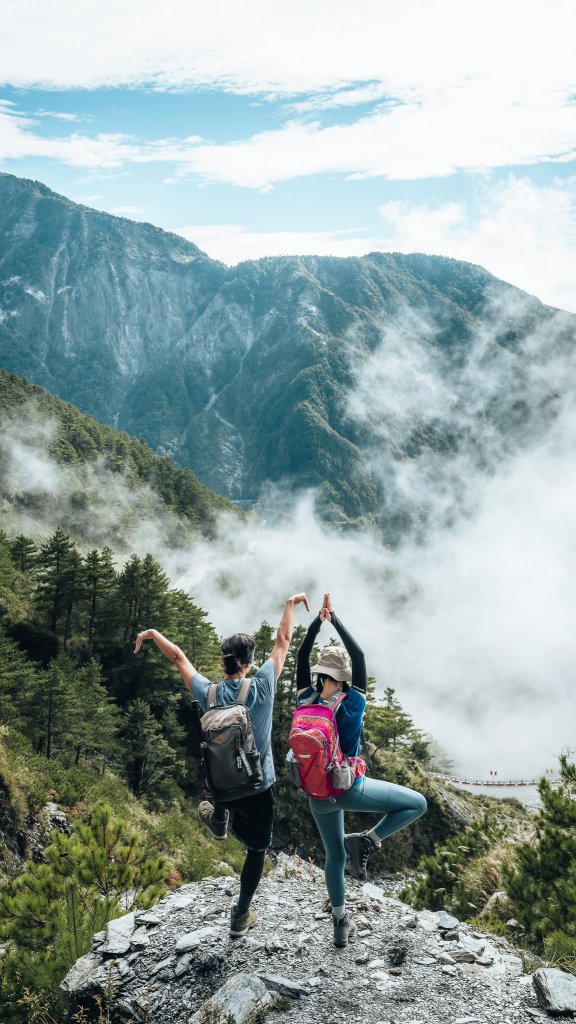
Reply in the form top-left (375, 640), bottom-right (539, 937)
top-left (1, 0), bottom-right (575, 310)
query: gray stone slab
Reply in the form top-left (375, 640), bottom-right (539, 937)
top-left (256, 972), bottom-right (307, 998)
top-left (101, 912), bottom-right (135, 956)
top-left (175, 926), bottom-right (219, 953)
top-left (189, 972), bottom-right (273, 1024)
top-left (533, 967), bottom-right (576, 1014)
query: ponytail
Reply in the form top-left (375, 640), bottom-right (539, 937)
top-left (222, 653), bottom-right (243, 675)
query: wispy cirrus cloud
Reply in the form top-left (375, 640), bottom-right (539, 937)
top-left (0, 100), bottom-right (203, 169)
top-left (35, 109), bottom-right (87, 122)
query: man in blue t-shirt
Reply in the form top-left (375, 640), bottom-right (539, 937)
top-left (134, 592), bottom-right (309, 937)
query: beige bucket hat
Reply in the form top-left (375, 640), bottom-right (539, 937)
top-left (311, 645), bottom-right (352, 682)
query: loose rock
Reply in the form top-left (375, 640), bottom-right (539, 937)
top-left (533, 967), bottom-right (576, 1015)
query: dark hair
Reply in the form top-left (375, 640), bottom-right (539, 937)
top-left (315, 674), bottom-right (350, 694)
top-left (221, 632), bottom-right (255, 675)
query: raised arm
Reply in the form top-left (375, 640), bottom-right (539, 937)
top-left (269, 593), bottom-right (310, 678)
top-left (134, 629), bottom-right (195, 689)
top-left (329, 610), bottom-right (367, 694)
top-left (296, 613), bottom-right (322, 696)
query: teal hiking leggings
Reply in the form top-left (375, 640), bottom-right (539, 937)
top-left (309, 777), bottom-right (427, 908)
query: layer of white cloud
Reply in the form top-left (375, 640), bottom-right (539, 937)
top-left (1, 0), bottom-right (575, 100)
top-left (2, 87), bottom-right (575, 187)
top-left (108, 204), bottom-right (147, 218)
top-left (377, 176), bottom-right (576, 313)
top-left (0, 101), bottom-right (203, 169)
top-left (175, 224), bottom-right (383, 264)
top-left (1, 3), bottom-right (575, 189)
top-left (170, 95), bottom-right (576, 188)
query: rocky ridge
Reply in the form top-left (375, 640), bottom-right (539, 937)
top-left (61, 854), bottom-right (574, 1024)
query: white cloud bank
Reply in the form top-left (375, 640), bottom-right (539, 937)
top-left (377, 177), bottom-right (576, 314)
top-left (1, 2), bottom-right (576, 188)
top-left (0, 0), bottom-right (574, 99)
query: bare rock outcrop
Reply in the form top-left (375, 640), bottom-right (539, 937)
top-left (59, 854), bottom-right (572, 1024)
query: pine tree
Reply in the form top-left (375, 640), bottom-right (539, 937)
top-left (23, 654), bottom-right (83, 760)
top-left (365, 685), bottom-right (416, 755)
top-left (81, 546), bottom-right (118, 647)
top-left (117, 553), bottom-right (145, 642)
top-left (121, 698), bottom-right (181, 799)
top-left (35, 530), bottom-right (82, 643)
top-left (504, 756), bottom-right (576, 952)
top-left (0, 533), bottom-right (28, 623)
top-left (0, 626), bottom-right (38, 728)
top-left (115, 554), bottom-right (179, 707)
top-left (71, 660), bottom-right (120, 765)
top-left (169, 589), bottom-right (221, 676)
top-left (0, 804), bottom-right (166, 1018)
top-left (9, 534), bottom-right (38, 574)
top-left (253, 620), bottom-right (275, 664)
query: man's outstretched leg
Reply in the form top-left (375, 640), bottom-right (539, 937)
top-left (225, 787), bottom-right (274, 938)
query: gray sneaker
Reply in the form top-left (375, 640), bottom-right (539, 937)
top-left (333, 912), bottom-right (357, 947)
top-left (229, 905), bottom-right (257, 938)
top-left (344, 831), bottom-right (380, 880)
top-left (198, 801), bottom-right (229, 840)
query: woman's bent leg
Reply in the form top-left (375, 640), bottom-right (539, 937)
top-left (308, 799), bottom-right (346, 909)
top-left (337, 777), bottom-right (427, 840)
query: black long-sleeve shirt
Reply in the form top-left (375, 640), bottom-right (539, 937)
top-left (296, 612), bottom-right (367, 694)
top-left (296, 611), bottom-right (367, 759)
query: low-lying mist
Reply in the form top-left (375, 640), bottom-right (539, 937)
top-left (1, 289), bottom-right (575, 778)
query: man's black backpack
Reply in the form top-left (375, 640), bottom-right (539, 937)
top-left (199, 678), bottom-right (264, 802)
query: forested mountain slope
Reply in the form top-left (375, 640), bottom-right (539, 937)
top-left (2, 173), bottom-right (575, 532)
top-left (0, 369), bottom-right (242, 547)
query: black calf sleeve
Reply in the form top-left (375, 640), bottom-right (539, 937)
top-left (213, 802), bottom-right (228, 823)
top-left (236, 849), bottom-right (266, 914)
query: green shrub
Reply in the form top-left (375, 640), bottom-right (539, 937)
top-left (503, 756), bottom-right (576, 958)
top-left (0, 803), bottom-right (167, 1022)
top-left (543, 931), bottom-right (576, 974)
top-left (401, 813), bottom-right (504, 914)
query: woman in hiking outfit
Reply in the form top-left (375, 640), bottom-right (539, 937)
top-left (297, 594), bottom-right (427, 947)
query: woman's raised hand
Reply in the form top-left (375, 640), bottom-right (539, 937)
top-left (320, 592), bottom-right (332, 622)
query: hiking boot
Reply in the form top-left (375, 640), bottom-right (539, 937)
top-left (344, 831), bottom-right (381, 880)
top-left (333, 912), bottom-right (357, 947)
top-left (229, 905), bottom-right (257, 938)
top-left (198, 801), bottom-right (229, 841)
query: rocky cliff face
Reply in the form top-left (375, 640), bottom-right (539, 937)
top-left (2, 173), bottom-right (575, 533)
top-left (60, 854), bottom-right (573, 1024)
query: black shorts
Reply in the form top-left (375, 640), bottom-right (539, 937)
top-left (220, 785), bottom-right (274, 852)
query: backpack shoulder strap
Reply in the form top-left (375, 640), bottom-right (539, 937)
top-left (235, 677), bottom-right (252, 706)
top-left (329, 692), bottom-right (347, 713)
top-left (207, 683), bottom-right (218, 708)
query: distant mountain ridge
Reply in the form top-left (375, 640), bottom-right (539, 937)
top-left (1, 172), bottom-right (575, 533)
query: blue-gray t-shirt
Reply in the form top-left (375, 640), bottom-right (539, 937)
top-left (190, 659), bottom-right (277, 794)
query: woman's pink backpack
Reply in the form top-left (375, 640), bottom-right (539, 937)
top-left (287, 692), bottom-right (366, 800)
